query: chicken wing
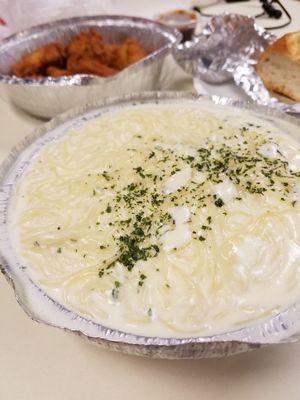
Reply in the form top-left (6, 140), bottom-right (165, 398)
top-left (112, 38), bottom-right (147, 70)
top-left (12, 43), bottom-right (66, 77)
top-left (11, 29), bottom-right (147, 79)
top-left (46, 66), bottom-right (71, 77)
top-left (67, 55), bottom-right (118, 77)
top-left (67, 29), bottom-right (103, 57)
top-left (68, 29), bottom-right (119, 68)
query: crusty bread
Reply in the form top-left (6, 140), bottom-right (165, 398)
top-left (256, 31), bottom-right (300, 102)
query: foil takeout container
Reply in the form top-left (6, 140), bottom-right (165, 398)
top-left (174, 13), bottom-right (300, 114)
top-left (0, 16), bottom-right (181, 119)
top-left (1, 91), bottom-right (300, 359)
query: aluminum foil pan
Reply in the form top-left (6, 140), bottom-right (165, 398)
top-left (0, 16), bottom-right (181, 119)
top-left (2, 91), bottom-right (300, 359)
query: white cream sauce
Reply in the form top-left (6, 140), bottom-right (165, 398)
top-left (161, 206), bottom-right (191, 251)
top-left (8, 102), bottom-right (300, 338)
top-left (164, 165), bottom-right (191, 194)
top-left (214, 180), bottom-right (237, 204)
top-left (258, 142), bottom-right (278, 158)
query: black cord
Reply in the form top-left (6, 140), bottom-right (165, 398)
top-left (255, 0), bottom-right (292, 30)
top-left (192, 5), bottom-right (221, 18)
top-left (192, 0), bottom-right (291, 30)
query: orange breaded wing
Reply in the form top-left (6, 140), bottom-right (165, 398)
top-left (67, 29), bottom-right (103, 57)
top-left (12, 43), bottom-right (66, 77)
top-left (67, 55), bottom-right (118, 77)
top-left (112, 38), bottom-right (147, 70)
top-left (46, 66), bottom-right (71, 77)
top-left (67, 29), bottom-right (119, 67)
top-left (124, 38), bottom-right (147, 64)
top-left (11, 29), bottom-right (147, 79)
top-left (92, 42), bottom-right (120, 67)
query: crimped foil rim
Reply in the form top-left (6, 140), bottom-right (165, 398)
top-left (0, 15), bottom-right (181, 86)
top-left (1, 91), bottom-right (300, 350)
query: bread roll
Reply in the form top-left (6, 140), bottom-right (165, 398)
top-left (256, 31), bottom-right (300, 102)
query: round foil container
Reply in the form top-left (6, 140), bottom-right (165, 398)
top-left (0, 16), bottom-right (181, 119)
top-left (2, 92), bottom-right (300, 359)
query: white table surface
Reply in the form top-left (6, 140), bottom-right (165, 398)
top-left (1, 2), bottom-right (300, 399)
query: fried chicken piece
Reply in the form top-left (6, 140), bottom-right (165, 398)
top-left (67, 29), bottom-right (103, 57)
top-left (11, 29), bottom-right (147, 79)
top-left (67, 55), bottom-right (118, 77)
top-left (93, 43), bottom-right (120, 68)
top-left (112, 38), bottom-right (147, 70)
top-left (27, 74), bottom-right (44, 79)
top-left (46, 66), bottom-right (71, 77)
top-left (68, 29), bottom-right (119, 68)
top-left (12, 43), bottom-right (66, 77)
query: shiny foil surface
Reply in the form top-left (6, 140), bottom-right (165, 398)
top-left (0, 16), bottom-right (181, 118)
top-left (173, 14), bottom-right (273, 84)
top-left (1, 92), bottom-right (300, 359)
top-left (175, 13), bottom-right (300, 114)
top-left (232, 46), bottom-right (300, 114)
